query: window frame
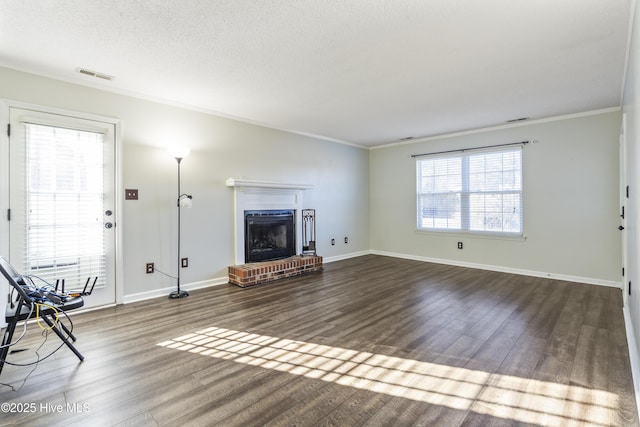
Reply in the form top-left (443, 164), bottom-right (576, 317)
top-left (416, 145), bottom-right (524, 237)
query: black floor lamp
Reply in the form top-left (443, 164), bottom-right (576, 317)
top-left (168, 147), bottom-right (192, 299)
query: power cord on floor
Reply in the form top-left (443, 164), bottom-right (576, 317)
top-left (0, 330), bottom-right (50, 392)
top-left (0, 307), bottom-right (74, 392)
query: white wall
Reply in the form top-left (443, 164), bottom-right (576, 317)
top-left (0, 66), bottom-right (370, 300)
top-left (369, 111), bottom-right (622, 285)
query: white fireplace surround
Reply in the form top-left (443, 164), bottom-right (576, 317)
top-left (226, 178), bottom-right (313, 265)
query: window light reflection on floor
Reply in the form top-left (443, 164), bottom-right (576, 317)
top-left (157, 326), bottom-right (618, 426)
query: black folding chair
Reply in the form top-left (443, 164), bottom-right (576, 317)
top-left (0, 257), bottom-right (84, 376)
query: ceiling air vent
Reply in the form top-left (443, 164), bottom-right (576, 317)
top-left (76, 68), bottom-right (114, 81)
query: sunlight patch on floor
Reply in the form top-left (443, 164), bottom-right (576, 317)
top-left (157, 326), bottom-right (618, 426)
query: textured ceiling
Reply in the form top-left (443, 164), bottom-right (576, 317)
top-left (0, 0), bottom-right (633, 147)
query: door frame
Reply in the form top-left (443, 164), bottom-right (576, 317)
top-left (0, 99), bottom-right (124, 311)
top-left (621, 112), bottom-right (629, 307)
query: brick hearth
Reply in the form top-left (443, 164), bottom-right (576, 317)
top-left (228, 255), bottom-right (323, 287)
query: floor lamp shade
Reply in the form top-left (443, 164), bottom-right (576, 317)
top-left (168, 146), bottom-right (191, 160)
top-left (179, 195), bottom-right (193, 208)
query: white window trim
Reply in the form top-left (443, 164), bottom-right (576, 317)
top-left (415, 145), bottom-right (524, 237)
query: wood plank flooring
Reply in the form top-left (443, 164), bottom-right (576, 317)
top-left (0, 255), bottom-right (637, 426)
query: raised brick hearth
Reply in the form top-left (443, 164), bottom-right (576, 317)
top-left (228, 255), bottom-right (323, 287)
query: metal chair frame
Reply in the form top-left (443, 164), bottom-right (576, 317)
top-left (0, 257), bottom-right (84, 376)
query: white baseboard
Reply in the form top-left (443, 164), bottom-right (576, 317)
top-left (123, 276), bottom-right (229, 304)
top-left (369, 250), bottom-right (622, 288)
top-left (624, 306), bottom-right (640, 423)
top-left (322, 250), bottom-right (372, 264)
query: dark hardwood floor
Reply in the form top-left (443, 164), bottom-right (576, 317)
top-left (0, 255), bottom-right (637, 426)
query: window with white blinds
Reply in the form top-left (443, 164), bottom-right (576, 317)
top-left (19, 123), bottom-right (106, 291)
top-left (416, 146), bottom-right (523, 236)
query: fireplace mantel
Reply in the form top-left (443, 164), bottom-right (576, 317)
top-left (227, 178), bottom-right (313, 264)
top-left (225, 178), bottom-right (313, 191)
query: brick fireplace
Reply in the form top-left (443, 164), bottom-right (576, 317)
top-left (228, 255), bottom-right (323, 288)
top-left (226, 178), bottom-right (322, 287)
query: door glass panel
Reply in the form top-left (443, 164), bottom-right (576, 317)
top-left (23, 123), bottom-right (106, 291)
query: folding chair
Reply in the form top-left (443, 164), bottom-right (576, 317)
top-left (0, 257), bottom-right (84, 376)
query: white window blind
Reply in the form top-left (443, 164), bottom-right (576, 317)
top-left (416, 146), bottom-right (523, 236)
top-left (18, 123), bottom-right (106, 291)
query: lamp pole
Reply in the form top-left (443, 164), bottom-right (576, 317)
top-left (169, 156), bottom-right (189, 299)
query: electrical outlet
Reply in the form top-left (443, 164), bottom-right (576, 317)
top-left (344, 237), bottom-right (348, 244)
top-left (331, 238), bottom-right (335, 246)
top-left (146, 262), bottom-right (154, 274)
top-left (457, 242), bottom-right (463, 249)
top-left (181, 257), bottom-right (188, 268)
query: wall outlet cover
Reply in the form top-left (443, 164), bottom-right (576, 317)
top-left (126, 189), bottom-right (139, 200)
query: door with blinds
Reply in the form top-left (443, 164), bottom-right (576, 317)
top-left (8, 107), bottom-right (116, 309)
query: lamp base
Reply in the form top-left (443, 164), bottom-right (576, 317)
top-left (168, 290), bottom-right (189, 299)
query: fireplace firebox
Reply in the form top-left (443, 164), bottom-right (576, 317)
top-left (244, 210), bottom-right (296, 262)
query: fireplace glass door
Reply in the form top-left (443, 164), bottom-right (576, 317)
top-left (244, 210), bottom-right (295, 262)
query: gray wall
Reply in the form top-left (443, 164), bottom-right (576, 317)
top-left (0, 66), bottom-right (370, 300)
top-left (369, 111), bottom-right (622, 285)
